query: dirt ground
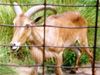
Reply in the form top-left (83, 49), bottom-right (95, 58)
top-left (13, 64), bottom-right (100, 75)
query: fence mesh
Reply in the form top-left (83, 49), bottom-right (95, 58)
top-left (0, 0), bottom-right (100, 75)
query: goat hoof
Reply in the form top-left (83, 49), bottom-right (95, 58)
top-left (69, 69), bottom-right (77, 74)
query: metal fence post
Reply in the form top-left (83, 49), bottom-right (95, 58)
top-left (92, 0), bottom-right (99, 75)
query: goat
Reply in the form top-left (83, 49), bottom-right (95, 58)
top-left (10, 2), bottom-right (93, 75)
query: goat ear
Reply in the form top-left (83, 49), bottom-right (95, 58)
top-left (13, 2), bottom-right (23, 15)
top-left (34, 16), bottom-right (42, 23)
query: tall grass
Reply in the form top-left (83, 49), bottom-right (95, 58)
top-left (0, 0), bottom-right (100, 74)
top-left (0, 66), bottom-right (16, 75)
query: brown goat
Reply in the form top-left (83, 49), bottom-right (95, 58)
top-left (10, 2), bottom-right (93, 75)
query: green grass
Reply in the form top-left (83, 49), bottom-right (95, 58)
top-left (0, 0), bottom-right (100, 74)
top-left (0, 66), bottom-right (16, 75)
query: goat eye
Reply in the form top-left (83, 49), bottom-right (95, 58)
top-left (26, 24), bottom-right (30, 28)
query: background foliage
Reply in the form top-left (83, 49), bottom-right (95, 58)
top-left (0, 0), bottom-right (100, 74)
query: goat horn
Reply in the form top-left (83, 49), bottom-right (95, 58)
top-left (25, 5), bottom-right (57, 17)
top-left (13, 2), bottom-right (23, 15)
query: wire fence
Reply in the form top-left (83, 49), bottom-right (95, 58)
top-left (0, 3), bottom-right (99, 7)
top-left (0, 0), bottom-right (100, 75)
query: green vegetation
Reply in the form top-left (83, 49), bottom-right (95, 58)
top-left (0, 0), bottom-right (100, 74)
top-left (0, 66), bottom-right (16, 75)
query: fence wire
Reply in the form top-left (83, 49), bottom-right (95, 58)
top-left (0, 24), bottom-right (100, 28)
top-left (92, 0), bottom-right (99, 75)
top-left (0, 3), bottom-right (99, 7)
top-left (0, 64), bottom-right (100, 69)
top-left (0, 0), bottom-right (100, 75)
top-left (0, 44), bottom-right (100, 49)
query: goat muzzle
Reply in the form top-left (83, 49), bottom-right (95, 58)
top-left (10, 43), bottom-right (20, 52)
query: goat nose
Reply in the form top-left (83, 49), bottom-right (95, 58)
top-left (10, 43), bottom-right (16, 50)
top-left (10, 42), bottom-right (20, 52)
